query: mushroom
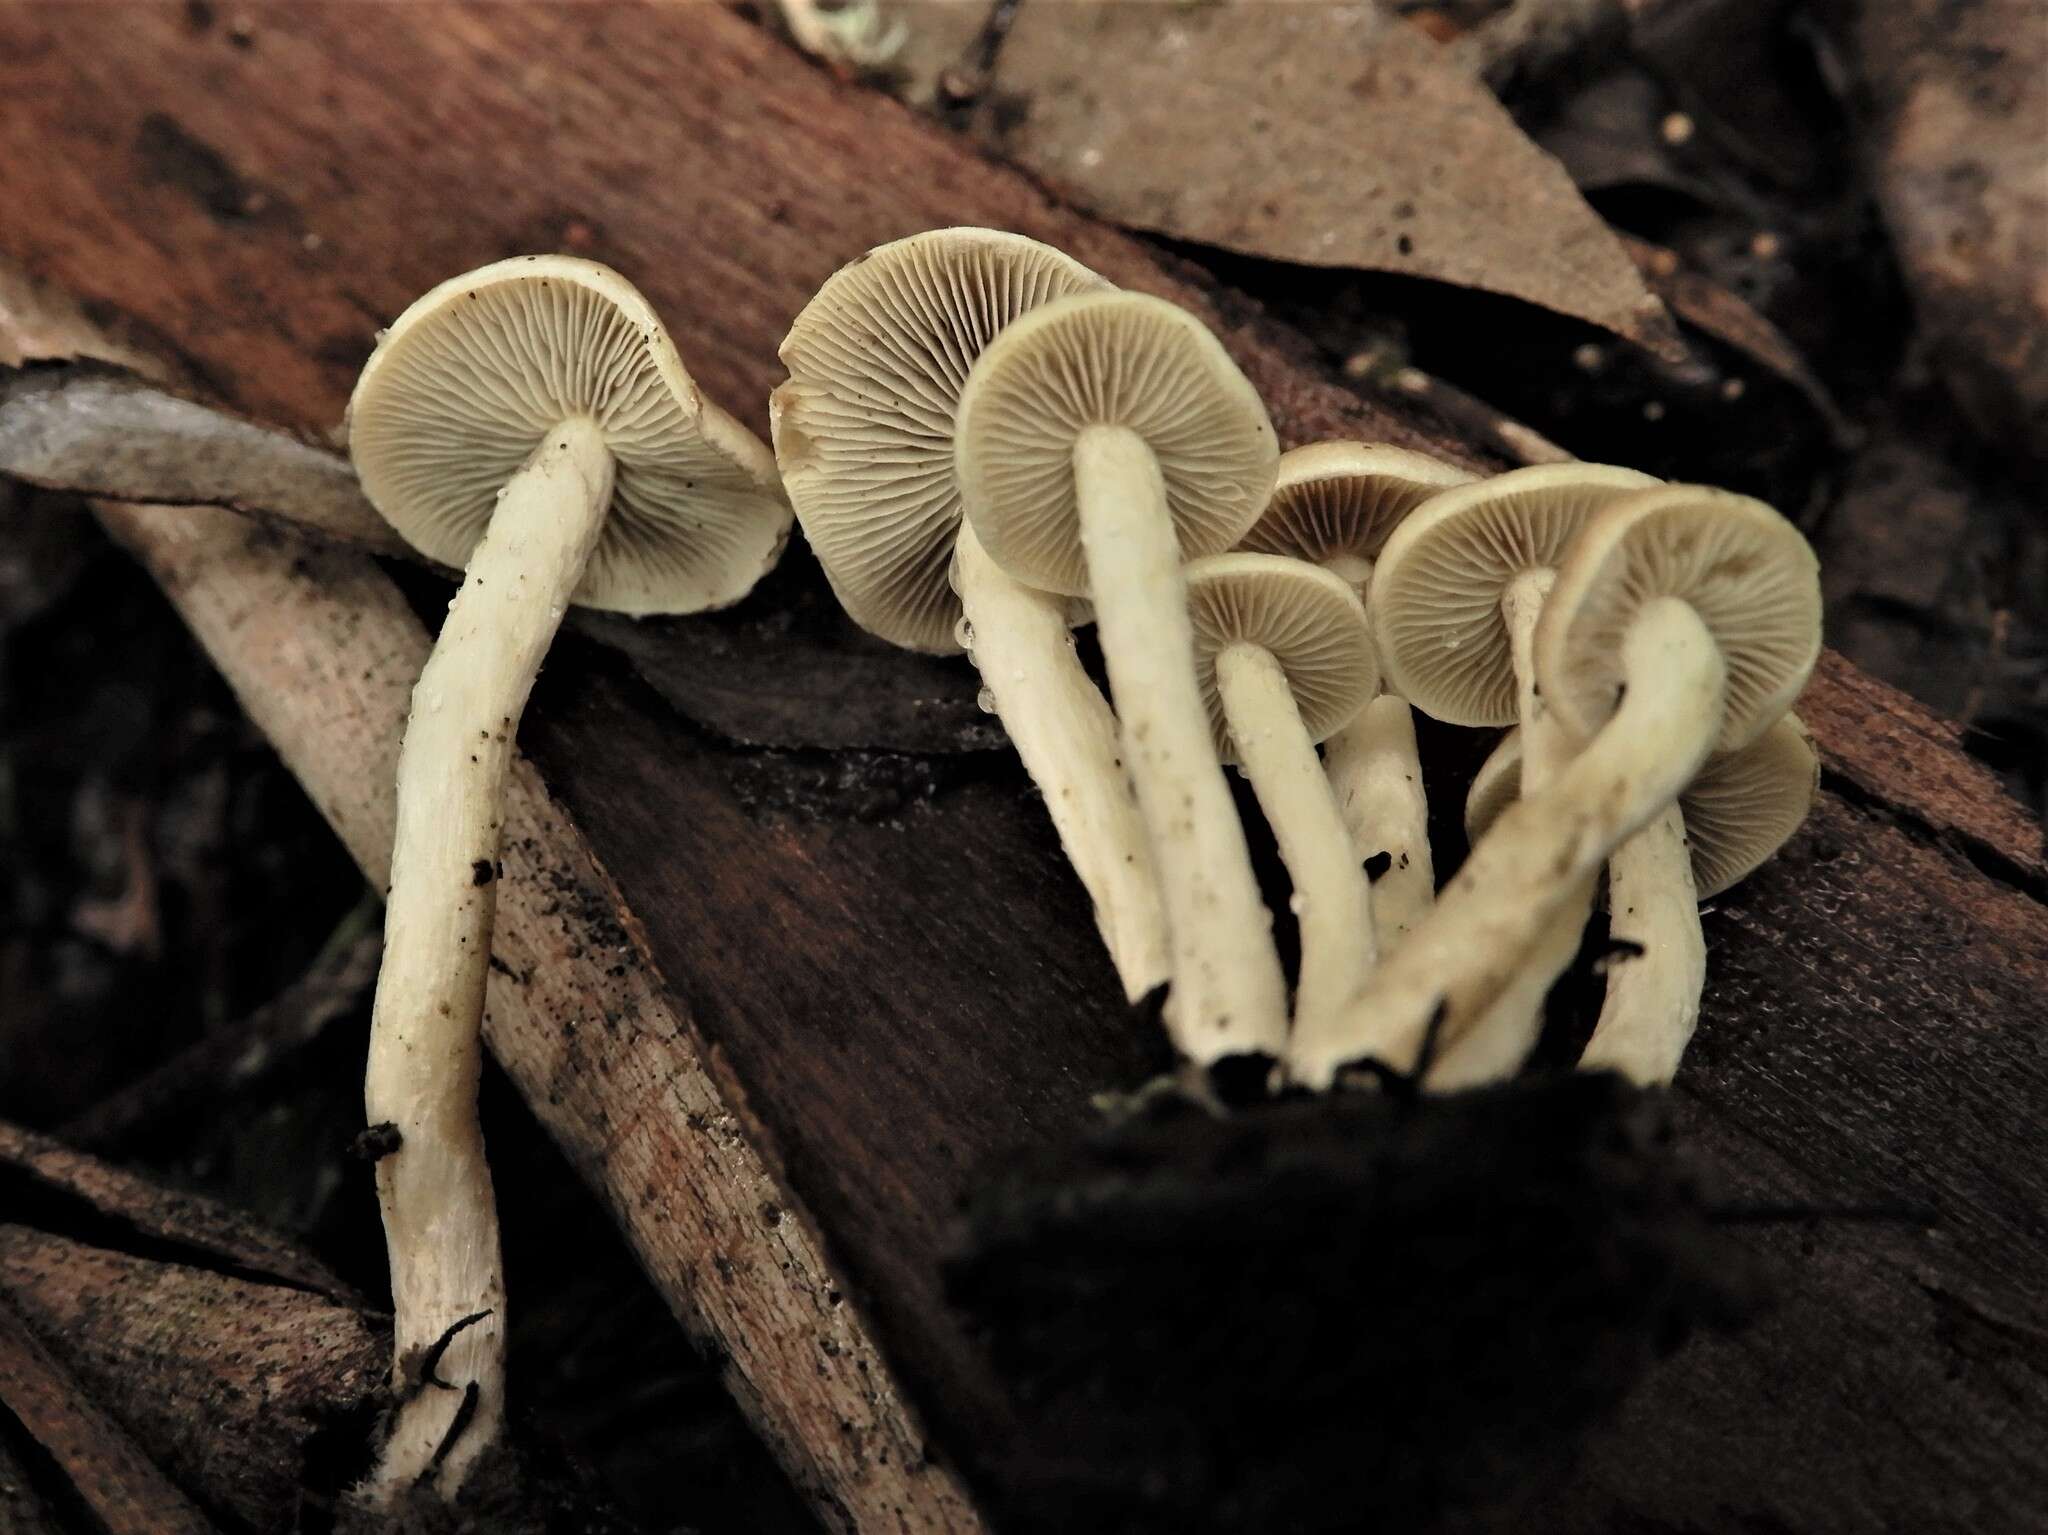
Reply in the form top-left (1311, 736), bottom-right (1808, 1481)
top-left (1182, 552), bottom-right (1380, 1047)
top-left (1294, 485), bottom-right (1821, 1085)
top-left (1236, 442), bottom-right (1475, 948)
top-left (346, 256), bottom-right (790, 1494)
top-left (1449, 714), bottom-right (1817, 1084)
top-left (770, 229), bottom-right (1171, 1005)
top-left (955, 291), bottom-right (1287, 1064)
top-left (1579, 713), bottom-right (1819, 1083)
top-left (1362, 463), bottom-right (1659, 1073)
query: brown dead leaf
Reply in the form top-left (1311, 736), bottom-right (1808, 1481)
top-left (895, 0), bottom-right (1682, 358)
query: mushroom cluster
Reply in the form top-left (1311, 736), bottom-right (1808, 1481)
top-left (775, 229), bottom-right (1821, 1100)
top-left (344, 233), bottom-right (1820, 1502)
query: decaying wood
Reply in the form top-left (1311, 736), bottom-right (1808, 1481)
top-left (0, 1227), bottom-right (384, 1534)
top-left (0, 1293), bottom-right (216, 1535)
top-left (80, 493), bottom-right (979, 1534)
top-left (0, 5), bottom-right (2043, 1530)
top-left (0, 1120), bottom-right (351, 1302)
top-left (0, 365), bottom-right (409, 561)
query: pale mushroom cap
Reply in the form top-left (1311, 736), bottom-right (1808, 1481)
top-left (1370, 462), bottom-right (1660, 726)
top-left (1538, 485), bottom-right (1822, 753)
top-left (954, 291), bottom-right (1279, 598)
top-left (1239, 440), bottom-right (1476, 582)
top-left (1463, 715), bottom-right (1817, 898)
top-left (1463, 728), bottom-right (1524, 847)
top-left (1683, 713), bottom-right (1819, 897)
top-left (1184, 553), bottom-right (1379, 762)
top-left (770, 228), bottom-right (1111, 653)
top-left (348, 256), bottom-right (789, 617)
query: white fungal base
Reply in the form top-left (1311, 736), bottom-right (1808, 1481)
top-left (953, 525), bottom-right (1170, 1005)
top-left (1216, 643), bottom-right (1374, 1058)
top-left (1431, 569), bottom-right (1593, 1087)
top-left (1579, 803), bottom-right (1706, 1084)
top-left (1073, 425), bottom-right (1288, 1062)
top-left (1294, 597), bottom-right (1726, 1087)
top-left (363, 419), bottom-right (613, 1498)
top-left (1323, 692), bottom-right (1433, 950)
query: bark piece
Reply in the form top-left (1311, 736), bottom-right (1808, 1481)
top-left (0, 1292), bottom-right (215, 1535)
top-left (0, 1120), bottom-right (352, 1302)
top-left (0, 365), bottom-right (409, 561)
top-left (0, 1228), bottom-right (383, 1534)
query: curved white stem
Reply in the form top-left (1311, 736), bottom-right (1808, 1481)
top-left (1579, 803), bottom-right (1705, 1084)
top-left (1430, 569), bottom-right (1594, 1087)
top-left (953, 524), bottom-right (1170, 1005)
top-left (1073, 425), bottom-right (1287, 1062)
top-left (364, 419), bottom-right (613, 1497)
top-left (1217, 643), bottom-right (1374, 1055)
top-left (1323, 693), bottom-right (1433, 950)
top-left (1294, 597), bottom-right (1726, 1087)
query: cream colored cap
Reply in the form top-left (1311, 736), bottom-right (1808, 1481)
top-left (954, 291), bottom-right (1279, 598)
top-left (1239, 440), bottom-right (1475, 584)
top-left (1183, 553), bottom-right (1379, 763)
top-left (1538, 485), bottom-right (1822, 754)
top-left (348, 256), bottom-right (789, 616)
top-left (1465, 714), bottom-right (1818, 899)
top-left (1370, 462), bottom-right (1659, 726)
top-left (770, 228), bottom-right (1110, 653)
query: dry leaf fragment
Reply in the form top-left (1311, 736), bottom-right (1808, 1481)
top-left (895, 0), bottom-right (1682, 359)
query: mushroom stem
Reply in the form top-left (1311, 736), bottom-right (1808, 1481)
top-left (1295, 596), bottom-right (1725, 1086)
top-left (1428, 567), bottom-right (1594, 1084)
top-left (1073, 424), bottom-right (1288, 1062)
top-left (1578, 804), bottom-right (1706, 1084)
top-left (364, 419), bottom-right (614, 1497)
top-left (1323, 554), bottom-right (1431, 950)
top-left (1323, 692), bottom-right (1433, 950)
top-left (952, 523), bottom-right (1171, 1003)
top-left (1215, 642), bottom-right (1375, 1052)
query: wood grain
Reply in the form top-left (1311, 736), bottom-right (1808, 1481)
top-left (86, 496), bottom-right (979, 1533)
top-left (0, 1293), bottom-right (216, 1535)
top-left (1, 4), bottom-right (2044, 1531)
top-left (0, 1227), bottom-right (386, 1534)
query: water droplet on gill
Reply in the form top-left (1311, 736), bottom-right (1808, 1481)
top-left (548, 605), bottom-right (564, 622)
top-left (1288, 893), bottom-right (1305, 915)
top-left (976, 686), bottom-right (998, 714)
top-left (954, 617), bottom-right (975, 648)
top-left (374, 328), bottom-right (390, 343)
